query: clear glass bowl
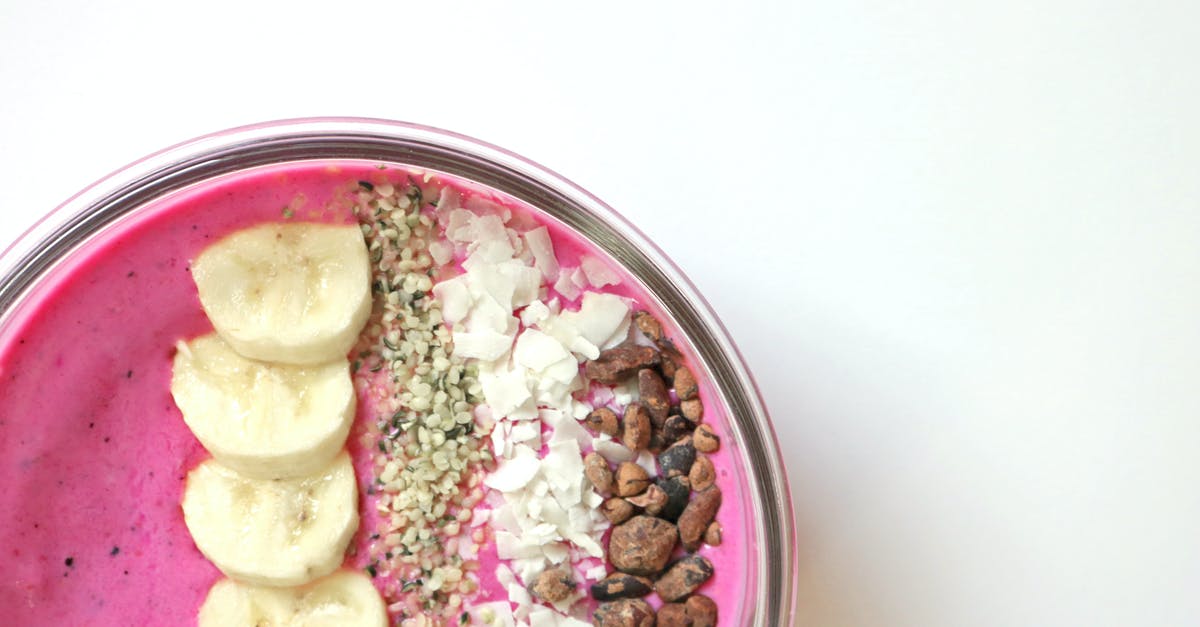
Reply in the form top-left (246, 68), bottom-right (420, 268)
top-left (0, 118), bottom-right (798, 625)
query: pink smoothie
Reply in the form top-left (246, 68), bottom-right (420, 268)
top-left (0, 161), bottom-right (753, 625)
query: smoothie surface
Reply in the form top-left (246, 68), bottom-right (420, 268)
top-left (0, 161), bottom-right (751, 625)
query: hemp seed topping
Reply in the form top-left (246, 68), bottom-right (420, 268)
top-left (352, 181), bottom-right (492, 621)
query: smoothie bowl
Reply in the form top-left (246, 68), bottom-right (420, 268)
top-left (0, 119), bottom-right (796, 626)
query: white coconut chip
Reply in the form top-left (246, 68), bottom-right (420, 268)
top-left (520, 299), bottom-right (551, 327)
top-left (452, 329), bottom-right (514, 361)
top-left (509, 583), bottom-right (533, 622)
top-left (570, 267), bottom-right (589, 290)
top-left (465, 296), bottom-right (518, 336)
top-left (545, 408), bottom-right (591, 448)
top-left (491, 421), bottom-right (512, 458)
top-left (592, 436), bottom-right (636, 464)
top-left (436, 186), bottom-right (460, 212)
top-left (480, 366), bottom-right (532, 418)
top-left (529, 607), bottom-right (559, 627)
top-left (465, 238), bottom-right (518, 268)
top-left (503, 263), bottom-right (543, 308)
top-left (484, 445), bottom-right (541, 493)
top-left (432, 277), bottom-right (472, 324)
top-left (560, 292), bottom-right (630, 348)
top-left (428, 239), bottom-right (455, 266)
top-left (553, 270), bottom-right (582, 301)
top-left (510, 421), bottom-right (542, 447)
top-left (469, 263), bottom-right (518, 311)
top-left (446, 208), bottom-right (477, 242)
top-left (581, 254), bottom-right (622, 288)
top-left (513, 329), bottom-right (572, 372)
top-left (525, 226), bottom-right (560, 281)
top-left (635, 450), bottom-right (658, 478)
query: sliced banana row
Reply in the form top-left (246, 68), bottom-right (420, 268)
top-left (171, 222), bottom-right (383, 623)
top-left (175, 223), bottom-right (371, 479)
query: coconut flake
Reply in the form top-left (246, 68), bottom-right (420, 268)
top-left (566, 530), bottom-right (604, 558)
top-left (465, 238), bottom-right (518, 268)
top-left (464, 194), bottom-right (507, 217)
top-left (553, 270), bottom-right (582, 301)
top-left (502, 262), bottom-right (543, 308)
top-left (514, 329), bottom-right (572, 372)
top-left (538, 315), bottom-right (599, 361)
top-left (582, 489), bottom-right (605, 509)
top-left (544, 440), bottom-right (585, 506)
top-left (581, 255), bottom-right (622, 287)
top-left (510, 421), bottom-right (542, 447)
top-left (498, 530), bottom-right (548, 561)
top-left (481, 366), bottom-right (532, 418)
top-left (452, 330), bottom-right (513, 361)
top-left (491, 421), bottom-right (512, 458)
top-left (473, 214), bottom-right (508, 243)
top-left (635, 451), bottom-right (658, 478)
top-left (508, 582), bottom-right (533, 621)
top-left (461, 215), bottom-right (518, 268)
top-left (446, 209), bottom-right (477, 242)
top-left (570, 267), bottom-right (589, 290)
top-left (496, 563), bottom-right (517, 587)
top-left (592, 437), bottom-right (636, 464)
top-left (612, 378), bottom-right (638, 406)
top-left (572, 402), bottom-right (593, 420)
top-left (433, 277), bottom-right (472, 324)
top-left (525, 226), bottom-right (561, 280)
top-left (436, 186), bottom-right (461, 213)
top-left (540, 354), bottom-right (581, 386)
top-left (469, 263), bottom-right (518, 311)
top-left (429, 241), bottom-right (454, 267)
top-left (533, 378), bottom-right (578, 411)
top-left (561, 292), bottom-right (630, 348)
top-left (520, 299), bottom-right (551, 327)
top-left (484, 445), bottom-right (541, 492)
top-left (465, 296), bottom-right (518, 338)
top-left (600, 315), bottom-right (632, 350)
top-left (543, 541), bottom-right (570, 565)
top-left (529, 607), bottom-right (558, 627)
top-left (545, 408), bottom-right (591, 448)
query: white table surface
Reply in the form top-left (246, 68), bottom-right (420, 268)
top-left (4, 2), bottom-right (1199, 625)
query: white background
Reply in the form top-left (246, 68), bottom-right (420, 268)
top-left (3, 1), bottom-right (1199, 625)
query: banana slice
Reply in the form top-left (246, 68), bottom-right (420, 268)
top-left (198, 571), bottom-right (387, 627)
top-left (191, 222), bottom-right (372, 365)
top-left (171, 333), bottom-right (355, 479)
top-left (182, 453), bottom-right (359, 587)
